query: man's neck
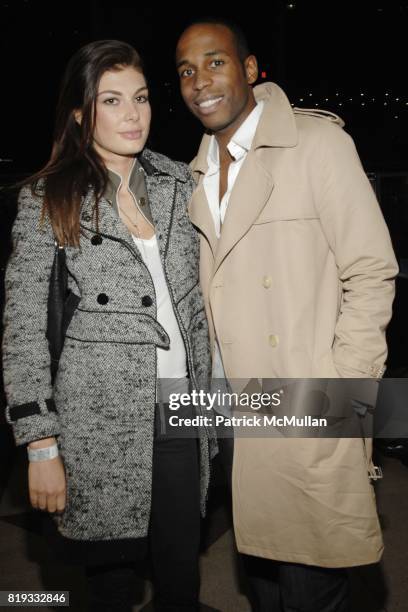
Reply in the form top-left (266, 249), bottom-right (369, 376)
top-left (219, 146), bottom-right (235, 165)
top-left (214, 96), bottom-right (257, 160)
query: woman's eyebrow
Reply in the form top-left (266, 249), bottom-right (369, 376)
top-left (98, 86), bottom-right (148, 96)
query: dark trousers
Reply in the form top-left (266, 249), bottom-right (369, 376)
top-left (217, 435), bottom-right (351, 612)
top-left (86, 405), bottom-right (201, 612)
top-left (243, 554), bottom-right (350, 612)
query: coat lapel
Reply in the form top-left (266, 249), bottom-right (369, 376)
top-left (188, 181), bottom-right (218, 258)
top-left (189, 82), bottom-right (299, 278)
top-left (144, 173), bottom-right (175, 258)
top-left (189, 133), bottom-right (218, 258)
top-left (79, 155), bottom-right (179, 260)
top-left (213, 152), bottom-right (274, 275)
top-left (80, 193), bottom-right (140, 255)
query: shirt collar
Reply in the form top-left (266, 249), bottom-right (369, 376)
top-left (104, 157), bottom-right (147, 206)
top-left (206, 100), bottom-right (264, 170)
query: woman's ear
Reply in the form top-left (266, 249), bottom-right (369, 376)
top-left (73, 109), bottom-right (82, 125)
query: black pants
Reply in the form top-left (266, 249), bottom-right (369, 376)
top-left (217, 435), bottom-right (351, 612)
top-left (243, 554), bottom-right (350, 612)
top-left (86, 404), bottom-right (201, 612)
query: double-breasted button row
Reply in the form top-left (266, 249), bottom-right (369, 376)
top-left (261, 275), bottom-right (277, 346)
top-left (269, 334), bottom-right (279, 348)
top-left (96, 294), bottom-right (153, 307)
top-left (141, 295), bottom-right (153, 307)
top-left (91, 235), bottom-right (103, 245)
top-left (97, 293), bottom-right (109, 305)
top-left (263, 275), bottom-right (272, 289)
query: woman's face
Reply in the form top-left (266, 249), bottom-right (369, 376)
top-left (92, 65), bottom-right (151, 164)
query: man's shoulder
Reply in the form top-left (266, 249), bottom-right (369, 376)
top-left (293, 107), bottom-right (344, 127)
top-left (292, 106), bottom-right (345, 138)
top-left (290, 106), bottom-right (355, 153)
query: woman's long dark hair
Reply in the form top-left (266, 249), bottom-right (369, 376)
top-left (28, 40), bottom-right (144, 246)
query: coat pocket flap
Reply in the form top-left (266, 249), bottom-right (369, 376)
top-left (66, 309), bottom-right (170, 347)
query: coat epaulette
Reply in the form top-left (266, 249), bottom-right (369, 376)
top-left (293, 107), bottom-right (345, 127)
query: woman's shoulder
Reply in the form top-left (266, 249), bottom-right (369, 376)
top-left (9, 179), bottom-right (51, 237)
top-left (17, 179), bottom-right (46, 207)
top-left (141, 149), bottom-right (193, 183)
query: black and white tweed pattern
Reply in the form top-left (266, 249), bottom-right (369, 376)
top-left (2, 149), bottom-right (215, 541)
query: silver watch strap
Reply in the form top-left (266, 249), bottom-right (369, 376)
top-left (27, 444), bottom-right (59, 462)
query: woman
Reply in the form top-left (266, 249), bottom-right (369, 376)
top-left (2, 40), bottom-right (215, 611)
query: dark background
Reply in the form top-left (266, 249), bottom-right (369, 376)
top-left (1, 0), bottom-right (408, 172)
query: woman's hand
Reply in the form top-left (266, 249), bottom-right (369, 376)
top-left (28, 439), bottom-right (66, 513)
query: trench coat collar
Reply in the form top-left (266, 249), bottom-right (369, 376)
top-left (188, 82), bottom-right (298, 265)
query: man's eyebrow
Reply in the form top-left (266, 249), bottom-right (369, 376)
top-left (176, 49), bottom-right (229, 69)
top-left (97, 86), bottom-right (148, 96)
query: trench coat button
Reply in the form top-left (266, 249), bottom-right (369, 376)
top-left (97, 293), bottom-right (109, 305)
top-left (82, 213), bottom-right (92, 222)
top-left (263, 275), bottom-right (272, 289)
top-left (139, 197), bottom-right (146, 207)
top-left (268, 334), bottom-right (279, 348)
top-left (91, 235), bottom-right (103, 245)
top-left (142, 295), bottom-right (153, 307)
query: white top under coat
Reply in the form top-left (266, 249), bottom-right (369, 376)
top-left (132, 234), bottom-right (188, 392)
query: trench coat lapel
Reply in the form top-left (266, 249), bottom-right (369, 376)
top-left (189, 147), bottom-right (275, 276)
top-left (189, 149), bottom-right (274, 275)
top-left (188, 181), bottom-right (218, 258)
top-left (213, 152), bottom-right (274, 275)
top-left (189, 82), bottom-right (299, 276)
top-left (189, 134), bottom-right (218, 258)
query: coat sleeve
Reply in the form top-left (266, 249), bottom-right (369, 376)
top-left (313, 122), bottom-right (398, 378)
top-left (2, 186), bottom-right (60, 445)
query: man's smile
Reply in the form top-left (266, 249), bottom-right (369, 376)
top-left (194, 95), bottom-right (225, 114)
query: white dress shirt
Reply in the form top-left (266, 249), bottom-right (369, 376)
top-left (203, 100), bottom-right (264, 238)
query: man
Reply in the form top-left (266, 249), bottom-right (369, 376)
top-left (175, 18), bottom-right (398, 612)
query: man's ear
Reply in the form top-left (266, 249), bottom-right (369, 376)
top-left (245, 55), bottom-right (258, 85)
top-left (73, 109), bottom-right (82, 125)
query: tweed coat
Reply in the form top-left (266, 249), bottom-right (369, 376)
top-left (2, 148), bottom-right (214, 548)
top-left (189, 82), bottom-right (398, 567)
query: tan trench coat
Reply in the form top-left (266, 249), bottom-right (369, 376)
top-left (189, 82), bottom-right (398, 567)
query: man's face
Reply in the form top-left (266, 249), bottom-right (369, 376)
top-left (176, 24), bottom-right (258, 137)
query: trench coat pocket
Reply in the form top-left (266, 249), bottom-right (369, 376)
top-left (65, 309), bottom-right (170, 347)
top-left (253, 197), bottom-right (320, 225)
top-left (253, 212), bottom-right (319, 225)
top-left (312, 350), bottom-right (378, 416)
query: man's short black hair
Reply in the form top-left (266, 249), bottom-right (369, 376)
top-left (180, 17), bottom-right (251, 63)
